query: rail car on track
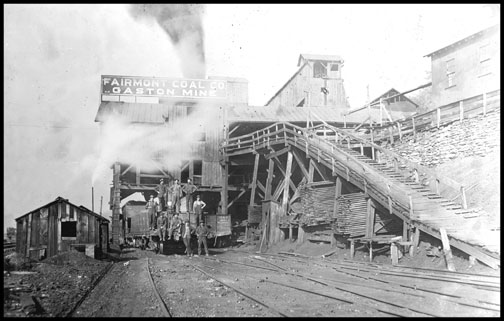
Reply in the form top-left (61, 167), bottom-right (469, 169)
top-left (122, 200), bottom-right (232, 254)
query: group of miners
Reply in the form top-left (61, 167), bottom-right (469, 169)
top-left (145, 178), bottom-right (210, 256)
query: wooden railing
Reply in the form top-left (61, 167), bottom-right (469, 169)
top-left (307, 112), bottom-right (469, 209)
top-left (223, 118), bottom-right (470, 216)
top-left (370, 89), bottom-right (500, 143)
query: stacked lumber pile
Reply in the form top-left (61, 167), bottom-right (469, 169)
top-left (332, 192), bottom-right (367, 237)
top-left (298, 184), bottom-right (336, 226)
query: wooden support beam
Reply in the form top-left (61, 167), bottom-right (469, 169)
top-left (297, 226), bottom-right (305, 244)
top-left (265, 159), bottom-right (275, 200)
top-left (249, 154), bottom-right (260, 206)
top-left (272, 178), bottom-right (286, 201)
top-left (271, 157), bottom-right (297, 192)
top-left (121, 164), bottom-right (134, 176)
top-left (365, 198), bottom-right (376, 238)
top-left (439, 228), bottom-right (456, 271)
top-left (189, 160), bottom-right (194, 181)
top-left (227, 189), bottom-right (247, 209)
top-left (257, 181), bottom-right (266, 194)
top-left (265, 146), bottom-right (290, 160)
top-left (221, 161), bottom-right (229, 215)
top-left (309, 159), bottom-right (329, 181)
top-left (282, 152), bottom-right (293, 215)
top-left (333, 176), bottom-right (342, 217)
top-left (410, 227), bottom-right (420, 257)
top-left (350, 240), bottom-right (355, 259)
top-left (308, 160), bottom-right (315, 183)
top-left (291, 149), bottom-right (310, 180)
top-left (228, 124), bottom-right (241, 136)
top-left (391, 242), bottom-right (399, 265)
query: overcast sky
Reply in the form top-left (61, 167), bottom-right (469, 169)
top-left (4, 4), bottom-right (499, 232)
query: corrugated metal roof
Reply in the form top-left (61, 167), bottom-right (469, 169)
top-left (15, 197), bottom-right (110, 222)
top-left (298, 54), bottom-right (343, 66)
top-left (95, 101), bottom-right (171, 123)
top-left (227, 106), bottom-right (414, 124)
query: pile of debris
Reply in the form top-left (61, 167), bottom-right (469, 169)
top-left (3, 251), bottom-right (111, 317)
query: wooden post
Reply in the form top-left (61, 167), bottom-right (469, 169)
top-left (459, 101), bottom-right (464, 121)
top-left (435, 179), bottom-right (440, 195)
top-left (350, 240), bottom-right (355, 259)
top-left (403, 220), bottom-right (408, 241)
top-left (365, 198), bottom-right (375, 238)
top-left (189, 160), bottom-right (194, 181)
top-left (369, 241), bottom-right (373, 262)
top-left (289, 223), bottom-right (292, 242)
top-left (249, 154), bottom-right (260, 207)
top-left (460, 186), bottom-right (467, 209)
top-left (440, 228), bottom-right (456, 271)
top-left (391, 242), bottom-right (399, 265)
top-left (297, 225), bottom-right (305, 244)
top-left (397, 122), bottom-right (402, 140)
top-left (483, 92), bottom-right (487, 116)
top-left (112, 162), bottom-right (121, 245)
top-left (308, 160), bottom-right (315, 183)
top-left (411, 227), bottom-right (420, 256)
top-left (343, 115), bottom-right (346, 128)
top-left (334, 176), bottom-right (342, 217)
top-left (412, 116), bottom-right (416, 140)
top-left (265, 159), bottom-right (274, 200)
top-left (222, 161), bottom-right (229, 215)
top-left (360, 143), bottom-right (364, 155)
top-left (282, 152), bottom-right (293, 216)
top-left (26, 213), bottom-right (32, 257)
top-left (437, 107), bottom-right (441, 128)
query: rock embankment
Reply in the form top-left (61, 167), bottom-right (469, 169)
top-left (380, 108), bottom-right (500, 167)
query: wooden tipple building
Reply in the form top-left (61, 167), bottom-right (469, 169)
top-left (93, 53), bottom-right (498, 269)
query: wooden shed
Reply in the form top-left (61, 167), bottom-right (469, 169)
top-left (15, 197), bottom-right (110, 260)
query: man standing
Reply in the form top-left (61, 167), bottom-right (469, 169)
top-left (183, 178), bottom-right (198, 213)
top-left (195, 221), bottom-right (209, 256)
top-left (171, 179), bottom-right (183, 214)
top-left (193, 195), bottom-right (206, 226)
top-left (155, 178), bottom-right (168, 211)
top-left (181, 220), bottom-right (194, 256)
top-left (145, 195), bottom-right (157, 230)
top-left (157, 212), bottom-right (167, 242)
top-left (167, 213), bottom-right (182, 240)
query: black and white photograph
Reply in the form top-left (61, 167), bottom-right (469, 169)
top-left (4, 3), bottom-right (500, 317)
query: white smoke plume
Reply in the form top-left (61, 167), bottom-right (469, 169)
top-left (91, 105), bottom-right (220, 185)
top-left (129, 4), bottom-right (206, 79)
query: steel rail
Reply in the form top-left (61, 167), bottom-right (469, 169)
top-left (147, 258), bottom-right (172, 317)
top-left (65, 261), bottom-right (114, 317)
top-left (189, 263), bottom-right (290, 317)
top-left (201, 256), bottom-right (434, 317)
top-left (224, 250), bottom-right (500, 309)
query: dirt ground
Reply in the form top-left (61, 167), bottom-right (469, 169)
top-left (3, 236), bottom-right (500, 318)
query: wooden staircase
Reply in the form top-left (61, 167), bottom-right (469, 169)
top-left (222, 122), bottom-right (500, 269)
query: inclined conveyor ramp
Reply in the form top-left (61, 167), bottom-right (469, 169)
top-left (222, 121), bottom-right (500, 269)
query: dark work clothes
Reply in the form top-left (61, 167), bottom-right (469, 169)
top-left (196, 225), bottom-right (209, 255)
top-left (146, 199), bottom-right (157, 229)
top-left (183, 183), bottom-right (198, 212)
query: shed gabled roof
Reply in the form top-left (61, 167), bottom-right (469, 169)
top-left (424, 24), bottom-right (499, 58)
top-left (370, 88), bottom-right (418, 107)
top-left (15, 197), bottom-right (110, 223)
top-left (298, 54), bottom-right (343, 66)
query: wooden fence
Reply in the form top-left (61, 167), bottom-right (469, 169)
top-left (371, 90), bottom-right (500, 143)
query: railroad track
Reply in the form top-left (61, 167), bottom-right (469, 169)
top-left (204, 249), bottom-right (500, 317)
top-left (146, 258), bottom-right (172, 317)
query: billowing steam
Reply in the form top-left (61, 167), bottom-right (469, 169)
top-left (91, 107), bottom-right (219, 185)
top-left (129, 4), bottom-right (206, 79)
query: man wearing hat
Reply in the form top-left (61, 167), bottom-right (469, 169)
top-left (180, 219), bottom-right (194, 256)
top-left (155, 178), bottom-right (168, 211)
top-left (145, 195), bottom-right (157, 230)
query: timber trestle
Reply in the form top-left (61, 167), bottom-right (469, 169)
top-left (222, 121), bottom-right (500, 269)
